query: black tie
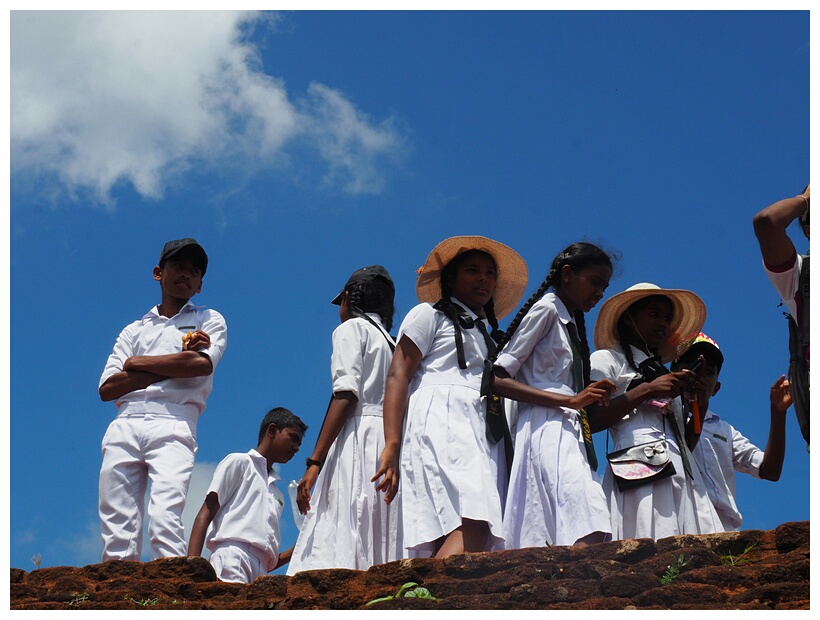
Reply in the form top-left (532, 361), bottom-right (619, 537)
top-left (474, 319), bottom-right (506, 445)
top-left (566, 321), bottom-right (598, 471)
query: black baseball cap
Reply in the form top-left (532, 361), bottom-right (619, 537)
top-left (331, 265), bottom-right (394, 305)
top-left (159, 238), bottom-right (208, 276)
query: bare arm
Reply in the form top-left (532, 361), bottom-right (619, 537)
top-left (296, 391), bottom-right (358, 514)
top-left (492, 368), bottom-right (615, 411)
top-left (758, 375), bottom-right (790, 481)
top-left (187, 492), bottom-right (219, 557)
top-left (274, 546), bottom-right (293, 569)
top-left (371, 335), bottom-right (423, 503)
top-left (588, 371), bottom-right (694, 433)
top-left (124, 350), bottom-right (214, 378)
top-left (753, 186), bottom-right (809, 267)
top-left (99, 369), bottom-right (168, 402)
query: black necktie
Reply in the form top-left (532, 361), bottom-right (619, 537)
top-left (474, 319), bottom-right (506, 445)
top-left (566, 321), bottom-right (598, 471)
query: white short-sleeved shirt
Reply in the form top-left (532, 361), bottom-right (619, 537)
top-left (763, 250), bottom-right (804, 326)
top-left (400, 300), bottom-right (487, 391)
top-left (205, 449), bottom-right (284, 571)
top-left (692, 410), bottom-right (764, 531)
top-left (331, 313), bottom-right (395, 410)
top-left (99, 301), bottom-right (228, 418)
top-left (495, 292), bottom-right (577, 398)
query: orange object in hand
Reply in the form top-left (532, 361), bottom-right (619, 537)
top-left (692, 399), bottom-right (701, 434)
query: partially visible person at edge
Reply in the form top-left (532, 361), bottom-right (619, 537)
top-left (752, 184), bottom-right (809, 445)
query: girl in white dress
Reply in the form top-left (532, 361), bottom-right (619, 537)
top-left (492, 242), bottom-right (617, 548)
top-left (589, 283), bottom-right (724, 540)
top-left (373, 236), bottom-right (527, 558)
top-left (287, 266), bottom-right (400, 573)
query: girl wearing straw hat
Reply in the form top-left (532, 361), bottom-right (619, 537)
top-left (373, 236), bottom-right (527, 558)
top-left (589, 283), bottom-right (724, 540)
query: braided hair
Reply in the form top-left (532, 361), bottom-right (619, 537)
top-left (494, 242), bottom-right (614, 363)
top-left (345, 279), bottom-right (396, 332)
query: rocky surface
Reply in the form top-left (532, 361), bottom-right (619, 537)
top-left (9, 521), bottom-right (809, 610)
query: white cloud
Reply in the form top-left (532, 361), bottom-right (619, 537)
top-left (10, 10), bottom-right (403, 205)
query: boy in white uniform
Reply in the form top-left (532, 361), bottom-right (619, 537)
top-left (672, 333), bottom-right (789, 532)
top-left (188, 407), bottom-right (307, 583)
top-left (98, 238), bottom-right (228, 561)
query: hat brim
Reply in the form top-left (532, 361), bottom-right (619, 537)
top-left (593, 284), bottom-right (706, 363)
top-left (415, 236), bottom-right (528, 320)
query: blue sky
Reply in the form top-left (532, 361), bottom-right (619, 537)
top-left (5, 8), bottom-right (812, 575)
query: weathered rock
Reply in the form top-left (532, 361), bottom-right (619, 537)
top-left (9, 521), bottom-right (810, 610)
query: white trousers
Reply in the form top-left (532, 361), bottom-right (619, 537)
top-left (98, 413), bottom-right (197, 561)
top-left (209, 541), bottom-right (271, 584)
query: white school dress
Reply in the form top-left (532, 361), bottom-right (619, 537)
top-left (398, 300), bottom-right (506, 556)
top-left (287, 314), bottom-right (400, 574)
top-left (590, 345), bottom-right (724, 540)
top-left (495, 293), bottom-right (611, 548)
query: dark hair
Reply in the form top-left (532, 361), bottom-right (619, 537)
top-left (346, 279), bottom-right (396, 332)
top-left (495, 243), bottom-right (615, 364)
top-left (617, 294), bottom-right (672, 373)
top-left (258, 407), bottom-right (307, 445)
top-left (439, 249), bottom-right (502, 341)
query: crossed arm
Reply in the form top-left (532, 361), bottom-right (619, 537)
top-left (99, 329), bottom-right (213, 401)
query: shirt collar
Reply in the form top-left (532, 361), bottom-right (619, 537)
top-left (144, 300), bottom-right (200, 321)
top-left (449, 297), bottom-right (484, 323)
top-left (549, 292), bottom-right (573, 325)
top-left (248, 448), bottom-right (282, 482)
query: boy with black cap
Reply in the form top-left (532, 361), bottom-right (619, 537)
top-left (98, 238), bottom-right (228, 561)
top-left (672, 333), bottom-right (789, 532)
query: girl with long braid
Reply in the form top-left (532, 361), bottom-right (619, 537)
top-left (491, 242), bottom-right (617, 548)
top-left (287, 266), bottom-right (401, 573)
top-left (589, 283), bottom-right (724, 539)
top-left (373, 237), bottom-right (527, 558)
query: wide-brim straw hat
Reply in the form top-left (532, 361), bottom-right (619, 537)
top-left (416, 235), bottom-right (528, 320)
top-left (593, 282), bottom-right (707, 363)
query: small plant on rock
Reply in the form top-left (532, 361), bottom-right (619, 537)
top-left (719, 543), bottom-right (757, 567)
top-left (365, 581), bottom-right (440, 606)
top-left (660, 553), bottom-right (690, 585)
top-left (31, 554), bottom-right (42, 570)
top-left (66, 592), bottom-right (89, 607)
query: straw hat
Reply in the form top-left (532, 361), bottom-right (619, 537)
top-left (415, 235), bottom-right (528, 320)
top-left (593, 282), bottom-right (707, 363)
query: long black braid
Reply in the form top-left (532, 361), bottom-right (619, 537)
top-left (493, 242), bottom-right (615, 372)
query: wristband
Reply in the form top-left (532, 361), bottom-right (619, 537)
top-left (305, 458), bottom-right (324, 471)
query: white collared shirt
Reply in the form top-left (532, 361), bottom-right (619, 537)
top-left (495, 292), bottom-right (577, 397)
top-left (691, 410), bottom-right (764, 530)
top-left (99, 301), bottom-right (227, 418)
top-left (205, 449), bottom-right (285, 570)
top-left (330, 313), bottom-right (395, 414)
